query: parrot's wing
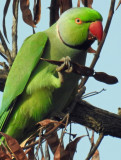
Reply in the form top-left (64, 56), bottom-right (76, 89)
top-left (0, 32), bottom-right (48, 118)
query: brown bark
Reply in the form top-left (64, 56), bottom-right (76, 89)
top-left (0, 69), bottom-right (8, 92)
top-left (70, 100), bottom-right (121, 138)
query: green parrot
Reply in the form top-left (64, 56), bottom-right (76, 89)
top-left (0, 7), bottom-right (103, 143)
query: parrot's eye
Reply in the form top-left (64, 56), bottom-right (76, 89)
top-left (75, 18), bottom-right (82, 24)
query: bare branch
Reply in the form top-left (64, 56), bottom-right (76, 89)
top-left (23, 115), bottom-right (67, 150)
top-left (0, 69), bottom-right (8, 91)
top-left (79, 0), bottom-right (116, 88)
top-left (85, 133), bottom-right (104, 160)
top-left (12, 0), bottom-right (19, 59)
top-left (70, 100), bottom-right (121, 139)
top-left (0, 43), bottom-right (5, 54)
top-left (0, 31), bottom-right (12, 67)
top-left (0, 43), bottom-right (12, 61)
top-left (60, 114), bottom-right (69, 144)
top-left (0, 62), bottom-right (9, 70)
top-left (49, 0), bottom-right (60, 26)
top-left (0, 52), bottom-right (7, 60)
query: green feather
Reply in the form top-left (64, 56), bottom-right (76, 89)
top-left (0, 32), bottom-right (48, 117)
top-left (0, 7), bottom-right (103, 143)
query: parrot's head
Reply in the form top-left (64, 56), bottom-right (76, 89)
top-left (57, 7), bottom-right (103, 50)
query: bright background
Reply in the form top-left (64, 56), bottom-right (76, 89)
top-left (0, 1), bottom-right (121, 159)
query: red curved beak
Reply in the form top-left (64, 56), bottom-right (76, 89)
top-left (89, 21), bottom-right (103, 43)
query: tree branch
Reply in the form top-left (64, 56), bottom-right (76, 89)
top-left (0, 43), bottom-right (12, 60)
top-left (0, 43), bottom-right (5, 54)
top-left (49, 0), bottom-right (60, 26)
top-left (0, 69), bottom-right (8, 91)
top-left (12, 0), bottom-right (19, 59)
top-left (0, 31), bottom-right (12, 67)
top-left (85, 133), bottom-right (104, 160)
top-left (70, 100), bottom-right (121, 139)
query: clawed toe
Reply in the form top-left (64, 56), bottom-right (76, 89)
top-left (56, 56), bottom-right (73, 73)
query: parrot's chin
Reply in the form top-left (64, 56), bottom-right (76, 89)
top-left (88, 31), bottom-right (96, 42)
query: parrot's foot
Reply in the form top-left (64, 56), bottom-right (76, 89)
top-left (56, 56), bottom-right (73, 83)
top-left (56, 56), bottom-right (73, 73)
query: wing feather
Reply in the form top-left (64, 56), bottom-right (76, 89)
top-left (0, 32), bottom-right (48, 118)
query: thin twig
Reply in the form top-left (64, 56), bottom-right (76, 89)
top-left (85, 127), bottom-right (91, 142)
top-left (35, 128), bottom-right (43, 158)
top-left (40, 144), bottom-right (44, 159)
top-left (82, 88), bottom-right (106, 99)
top-left (79, 0), bottom-right (116, 88)
top-left (0, 43), bottom-right (5, 54)
top-left (23, 116), bottom-right (67, 150)
top-left (0, 52), bottom-right (7, 60)
top-left (60, 113), bottom-right (69, 144)
top-left (45, 141), bottom-right (50, 160)
top-left (0, 43), bottom-right (12, 60)
top-left (85, 133), bottom-right (104, 160)
top-left (85, 128), bottom-right (95, 153)
top-left (0, 62), bottom-right (9, 70)
top-left (12, 0), bottom-right (19, 59)
top-left (69, 122), bottom-right (72, 142)
top-left (0, 31), bottom-right (12, 67)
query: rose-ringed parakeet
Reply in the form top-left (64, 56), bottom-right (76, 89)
top-left (0, 7), bottom-right (103, 143)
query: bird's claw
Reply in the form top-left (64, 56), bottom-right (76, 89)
top-left (56, 56), bottom-right (73, 73)
top-left (56, 56), bottom-right (73, 83)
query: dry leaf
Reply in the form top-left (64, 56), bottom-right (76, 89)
top-left (38, 119), bottom-right (61, 155)
top-left (54, 143), bottom-right (65, 160)
top-left (90, 131), bottom-right (100, 160)
top-left (37, 119), bottom-right (58, 127)
top-left (54, 136), bottom-right (86, 160)
top-left (72, 62), bottom-right (94, 76)
top-left (59, 0), bottom-right (72, 14)
top-left (34, 0), bottom-right (41, 24)
top-left (65, 136), bottom-right (86, 159)
top-left (28, 147), bottom-right (35, 160)
top-left (90, 130), bottom-right (94, 146)
top-left (0, 145), bottom-right (11, 160)
top-left (45, 141), bottom-right (50, 160)
top-left (20, 0), bottom-right (36, 27)
top-left (0, 132), bottom-right (28, 160)
top-left (3, 0), bottom-right (11, 41)
top-left (91, 149), bottom-right (100, 160)
top-left (13, 0), bottom-right (18, 17)
top-left (77, 0), bottom-right (81, 7)
top-left (49, 0), bottom-right (60, 26)
top-left (20, 137), bottom-right (30, 148)
top-left (41, 156), bottom-right (45, 160)
top-left (94, 72), bottom-right (118, 84)
top-left (82, 0), bottom-right (93, 8)
top-left (40, 145), bottom-right (45, 160)
top-left (46, 124), bottom-right (60, 154)
top-left (87, 47), bottom-right (96, 54)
